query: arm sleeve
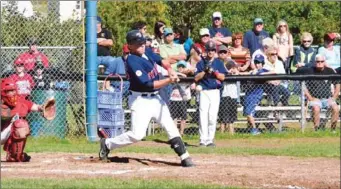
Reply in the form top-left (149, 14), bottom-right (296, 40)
top-left (28, 74), bottom-right (35, 88)
top-left (293, 47), bottom-right (300, 66)
top-left (179, 45), bottom-right (187, 56)
top-left (40, 53), bottom-right (49, 67)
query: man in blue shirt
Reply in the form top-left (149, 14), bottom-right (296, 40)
top-left (243, 18), bottom-right (270, 55)
top-left (194, 40), bottom-right (227, 147)
top-left (99, 30), bottom-right (194, 167)
top-left (209, 11), bottom-right (232, 46)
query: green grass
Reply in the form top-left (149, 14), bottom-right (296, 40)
top-left (18, 129), bottom-right (340, 158)
top-left (1, 178), bottom-right (239, 189)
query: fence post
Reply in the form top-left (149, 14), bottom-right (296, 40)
top-left (85, 1), bottom-right (98, 142)
top-left (300, 80), bottom-right (306, 132)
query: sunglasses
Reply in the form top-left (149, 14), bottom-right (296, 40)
top-left (16, 64), bottom-right (24, 67)
top-left (303, 40), bottom-right (311, 43)
top-left (201, 34), bottom-right (209, 38)
top-left (219, 50), bottom-right (227, 54)
top-left (270, 53), bottom-right (278, 56)
top-left (279, 25), bottom-right (287, 28)
top-left (208, 49), bottom-right (216, 52)
top-left (213, 17), bottom-right (221, 21)
top-left (315, 60), bottom-right (325, 63)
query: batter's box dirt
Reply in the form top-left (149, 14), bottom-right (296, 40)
top-left (1, 152), bottom-right (340, 189)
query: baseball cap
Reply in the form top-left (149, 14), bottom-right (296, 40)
top-left (97, 16), bottom-right (102, 23)
top-left (164, 28), bottom-right (173, 36)
top-left (126, 30), bottom-right (146, 45)
top-left (254, 54), bottom-right (265, 63)
top-left (122, 44), bottom-right (130, 53)
top-left (14, 58), bottom-right (25, 66)
top-left (324, 33), bottom-right (336, 41)
top-left (199, 28), bottom-right (210, 36)
top-left (177, 61), bottom-right (187, 68)
top-left (254, 18), bottom-right (264, 25)
top-left (205, 40), bottom-right (216, 51)
top-left (212, 12), bottom-right (222, 19)
top-left (218, 45), bottom-right (228, 52)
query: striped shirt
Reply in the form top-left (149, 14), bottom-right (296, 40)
top-left (227, 47), bottom-right (251, 65)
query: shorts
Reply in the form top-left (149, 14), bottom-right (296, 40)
top-left (243, 90), bottom-right (263, 117)
top-left (308, 98), bottom-right (336, 109)
top-left (218, 96), bottom-right (237, 123)
top-left (169, 101), bottom-right (187, 120)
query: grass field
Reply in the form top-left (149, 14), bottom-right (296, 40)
top-left (2, 130), bottom-right (340, 189)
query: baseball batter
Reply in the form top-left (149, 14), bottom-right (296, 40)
top-left (194, 40), bottom-right (227, 147)
top-left (1, 78), bottom-right (43, 162)
top-left (99, 30), bottom-right (194, 167)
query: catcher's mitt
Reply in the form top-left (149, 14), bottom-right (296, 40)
top-left (42, 98), bottom-right (56, 120)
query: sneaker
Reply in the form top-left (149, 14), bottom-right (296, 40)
top-left (199, 143), bottom-right (206, 147)
top-left (99, 138), bottom-right (110, 160)
top-left (206, 143), bottom-right (216, 147)
top-left (251, 128), bottom-right (261, 135)
top-left (181, 157), bottom-right (195, 167)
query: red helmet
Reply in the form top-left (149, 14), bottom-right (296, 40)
top-left (1, 78), bottom-right (17, 107)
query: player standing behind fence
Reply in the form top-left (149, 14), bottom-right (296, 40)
top-left (99, 30), bottom-right (194, 167)
top-left (194, 40), bottom-right (227, 147)
top-left (218, 60), bottom-right (239, 134)
top-left (169, 62), bottom-right (193, 136)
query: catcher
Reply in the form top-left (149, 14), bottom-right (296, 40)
top-left (1, 78), bottom-right (56, 162)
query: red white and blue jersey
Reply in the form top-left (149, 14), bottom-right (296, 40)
top-left (126, 51), bottom-right (162, 92)
top-left (195, 58), bottom-right (227, 90)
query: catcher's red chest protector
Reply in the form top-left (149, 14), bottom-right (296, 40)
top-left (4, 119), bottom-right (30, 162)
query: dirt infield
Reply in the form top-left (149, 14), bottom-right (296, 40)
top-left (1, 148), bottom-right (340, 189)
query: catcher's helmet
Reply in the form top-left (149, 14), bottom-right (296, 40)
top-left (1, 78), bottom-right (18, 107)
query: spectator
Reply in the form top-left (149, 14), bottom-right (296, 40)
top-left (169, 62), bottom-right (192, 136)
top-left (8, 60), bottom-right (35, 100)
top-left (173, 25), bottom-right (194, 56)
top-left (263, 46), bottom-right (290, 107)
top-left (105, 45), bottom-right (130, 95)
top-left (251, 37), bottom-right (274, 70)
top-left (218, 60), bottom-right (238, 134)
top-left (291, 32), bottom-right (317, 73)
top-left (194, 40), bottom-right (227, 147)
top-left (227, 32), bottom-right (251, 72)
top-left (153, 20), bottom-right (166, 46)
top-left (318, 33), bottom-right (341, 69)
top-left (97, 16), bottom-right (116, 75)
top-left (131, 21), bottom-right (148, 35)
top-left (243, 55), bottom-right (274, 135)
top-left (14, 38), bottom-right (49, 73)
top-left (273, 20), bottom-right (294, 71)
top-left (159, 28), bottom-right (187, 70)
top-left (218, 45), bottom-right (229, 64)
top-left (304, 54), bottom-right (340, 131)
top-left (243, 18), bottom-right (270, 55)
top-left (209, 11), bottom-right (232, 46)
top-left (32, 64), bottom-right (50, 90)
top-left (188, 28), bottom-right (211, 65)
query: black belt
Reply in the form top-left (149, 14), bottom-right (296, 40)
top-left (129, 91), bottom-right (158, 97)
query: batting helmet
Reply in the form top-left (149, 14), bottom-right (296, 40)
top-left (1, 78), bottom-right (18, 107)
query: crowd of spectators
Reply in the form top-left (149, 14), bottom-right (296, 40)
top-left (95, 12), bottom-right (340, 137)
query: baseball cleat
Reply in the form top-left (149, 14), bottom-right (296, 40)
top-left (99, 138), bottom-right (110, 161)
top-left (181, 157), bottom-right (195, 167)
top-left (206, 143), bottom-right (216, 147)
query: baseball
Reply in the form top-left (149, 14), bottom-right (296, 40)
top-left (195, 85), bottom-right (203, 92)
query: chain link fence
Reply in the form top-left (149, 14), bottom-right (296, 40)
top-left (101, 77), bottom-right (340, 137)
top-left (1, 1), bottom-right (84, 139)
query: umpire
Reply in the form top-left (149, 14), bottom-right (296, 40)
top-left (99, 30), bottom-right (194, 167)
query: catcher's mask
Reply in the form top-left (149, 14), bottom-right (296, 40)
top-left (1, 78), bottom-right (18, 107)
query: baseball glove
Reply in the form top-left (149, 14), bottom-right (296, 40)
top-left (42, 98), bottom-right (56, 120)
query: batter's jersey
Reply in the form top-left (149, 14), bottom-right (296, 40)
top-left (195, 58), bottom-right (227, 90)
top-left (126, 52), bottom-right (163, 92)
